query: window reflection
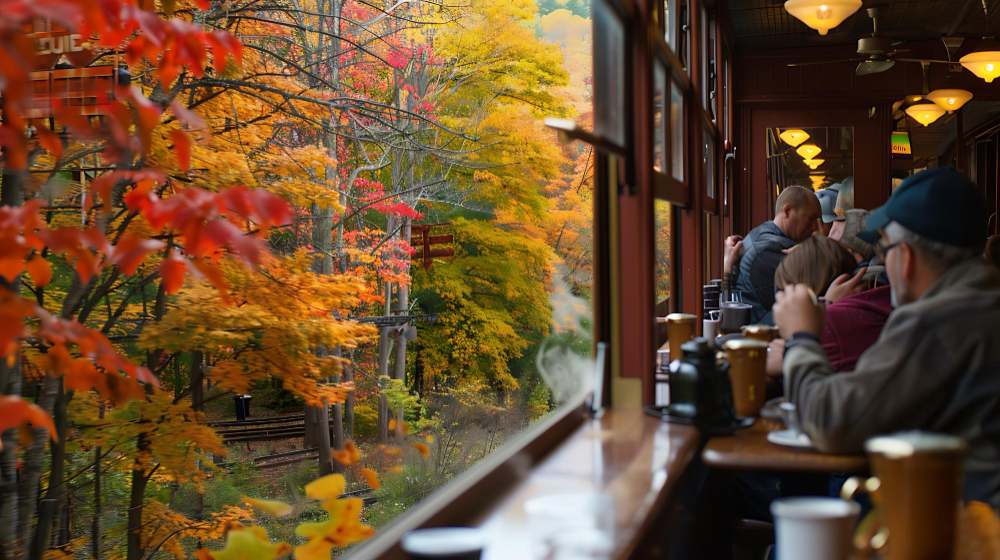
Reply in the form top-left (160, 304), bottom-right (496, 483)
top-left (593, 0), bottom-right (625, 147)
top-left (705, 129), bottom-right (715, 198)
top-left (766, 127), bottom-right (855, 195)
top-left (655, 200), bottom-right (672, 305)
top-left (654, 63), bottom-right (666, 173)
top-left (670, 81), bottom-right (685, 182)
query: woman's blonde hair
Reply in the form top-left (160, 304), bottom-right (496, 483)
top-left (775, 235), bottom-right (857, 295)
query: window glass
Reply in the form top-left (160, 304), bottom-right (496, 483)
top-left (678, 0), bottom-right (689, 70)
top-left (701, 7), bottom-right (708, 110)
top-left (665, 0), bottom-right (676, 51)
top-left (655, 200), bottom-right (672, 305)
top-left (766, 127), bottom-right (855, 196)
top-left (670, 80), bottom-right (685, 182)
top-left (653, 63), bottom-right (666, 173)
top-left (723, 57), bottom-right (729, 142)
top-left (593, 0), bottom-right (626, 147)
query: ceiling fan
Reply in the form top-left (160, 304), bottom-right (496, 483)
top-left (787, 8), bottom-right (951, 76)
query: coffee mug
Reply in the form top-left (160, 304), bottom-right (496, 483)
top-left (401, 527), bottom-right (485, 560)
top-left (840, 432), bottom-right (968, 560)
top-left (662, 313), bottom-right (697, 364)
top-left (741, 324), bottom-right (780, 343)
top-left (719, 301), bottom-right (752, 334)
top-left (771, 497), bottom-right (860, 560)
top-left (722, 339), bottom-right (768, 417)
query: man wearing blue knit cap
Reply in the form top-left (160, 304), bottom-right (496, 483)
top-left (772, 167), bottom-right (1000, 508)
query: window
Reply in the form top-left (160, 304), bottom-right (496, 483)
top-left (678, 0), bottom-right (689, 70)
top-left (593, 0), bottom-right (626, 147)
top-left (653, 63), bottom-right (667, 173)
top-left (767, 126), bottom-right (855, 193)
top-left (702, 10), bottom-right (716, 119)
top-left (665, 0), bottom-right (677, 52)
top-left (670, 80), bottom-right (685, 182)
top-left (655, 200), bottom-right (673, 306)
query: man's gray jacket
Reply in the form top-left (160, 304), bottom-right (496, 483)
top-left (784, 258), bottom-right (1000, 507)
top-left (735, 221), bottom-right (795, 324)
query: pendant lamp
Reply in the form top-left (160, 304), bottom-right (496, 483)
top-left (784, 0), bottom-right (863, 36)
top-left (810, 175), bottom-right (826, 190)
top-left (960, 38), bottom-right (1000, 83)
top-left (905, 103), bottom-right (946, 126)
top-left (796, 144), bottom-right (822, 159)
top-left (779, 129), bottom-right (810, 147)
top-left (924, 89), bottom-right (973, 113)
top-left (804, 158), bottom-right (825, 170)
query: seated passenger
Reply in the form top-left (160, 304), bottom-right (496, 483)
top-left (735, 186), bottom-right (822, 324)
top-left (773, 167), bottom-right (1000, 507)
top-left (773, 235), bottom-right (892, 372)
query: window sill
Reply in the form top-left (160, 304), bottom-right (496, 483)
top-left (348, 402), bottom-right (701, 559)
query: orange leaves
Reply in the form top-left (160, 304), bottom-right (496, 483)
top-left (413, 442), bottom-right (431, 458)
top-left (296, 474), bottom-right (375, 558)
top-left (24, 255), bottom-right (51, 287)
top-left (159, 254), bottom-right (187, 294)
top-left (244, 497), bottom-right (292, 517)
top-left (360, 468), bottom-right (380, 490)
top-left (388, 418), bottom-right (408, 434)
top-left (0, 395), bottom-right (57, 450)
top-left (206, 29), bottom-right (243, 68)
top-left (169, 128), bottom-right (192, 172)
top-left (332, 440), bottom-right (360, 466)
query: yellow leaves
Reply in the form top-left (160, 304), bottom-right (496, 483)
top-left (360, 467), bottom-right (380, 490)
top-left (332, 440), bottom-right (361, 466)
top-left (295, 474), bottom-right (375, 558)
top-left (244, 497), bottom-right (292, 517)
top-left (388, 418), bottom-right (409, 434)
top-left (196, 523), bottom-right (292, 560)
top-left (413, 442), bottom-right (431, 458)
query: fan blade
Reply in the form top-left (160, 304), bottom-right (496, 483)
top-left (787, 59), bottom-right (862, 67)
top-left (857, 60), bottom-right (895, 76)
top-left (895, 58), bottom-right (953, 64)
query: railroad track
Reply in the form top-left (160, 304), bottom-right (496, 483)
top-left (206, 414), bottom-right (305, 428)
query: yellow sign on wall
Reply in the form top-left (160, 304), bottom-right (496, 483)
top-left (891, 131), bottom-right (912, 156)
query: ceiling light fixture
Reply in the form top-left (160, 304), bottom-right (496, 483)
top-left (925, 89), bottom-right (973, 112)
top-left (960, 38), bottom-right (1000, 82)
top-left (804, 158), bottom-right (825, 170)
top-left (796, 144), bottom-right (823, 159)
top-left (784, 0), bottom-right (863, 36)
top-left (779, 129), bottom-right (811, 147)
top-left (905, 103), bottom-right (946, 126)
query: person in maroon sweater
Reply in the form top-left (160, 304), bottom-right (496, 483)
top-left (771, 235), bottom-right (892, 372)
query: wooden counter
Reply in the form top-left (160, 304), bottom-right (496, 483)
top-left (702, 419), bottom-right (868, 473)
top-left (473, 409), bottom-right (700, 560)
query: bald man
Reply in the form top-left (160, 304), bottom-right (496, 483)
top-left (734, 185), bottom-right (822, 324)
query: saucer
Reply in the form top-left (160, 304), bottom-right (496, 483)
top-left (766, 428), bottom-right (814, 449)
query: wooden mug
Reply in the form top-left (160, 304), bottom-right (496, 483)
top-left (840, 432), bottom-right (968, 560)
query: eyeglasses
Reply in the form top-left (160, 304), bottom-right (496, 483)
top-left (876, 240), bottom-right (902, 260)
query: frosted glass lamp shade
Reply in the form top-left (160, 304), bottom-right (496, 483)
top-left (796, 144), bottom-right (822, 159)
top-left (925, 89), bottom-right (973, 112)
top-left (779, 129), bottom-right (810, 147)
top-left (784, 0), bottom-right (863, 36)
top-left (905, 103), bottom-right (945, 126)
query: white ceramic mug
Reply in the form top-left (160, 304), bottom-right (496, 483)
top-left (771, 497), bottom-right (860, 560)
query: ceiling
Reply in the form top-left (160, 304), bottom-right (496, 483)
top-left (728, 0), bottom-right (1000, 51)
top-left (906, 100), bottom-right (1000, 157)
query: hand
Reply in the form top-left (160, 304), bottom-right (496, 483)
top-left (824, 266), bottom-right (867, 304)
top-left (724, 235), bottom-right (744, 273)
top-left (781, 245), bottom-right (799, 255)
top-left (766, 338), bottom-right (786, 378)
top-left (773, 284), bottom-right (826, 339)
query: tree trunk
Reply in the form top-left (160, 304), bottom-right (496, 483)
top-left (392, 218), bottom-right (412, 382)
top-left (17, 375), bottom-right (60, 552)
top-left (344, 351), bottom-right (354, 438)
top-left (304, 406), bottom-right (318, 448)
top-left (91, 405), bottom-right (104, 560)
top-left (1, 147), bottom-right (25, 557)
top-left (376, 392), bottom-right (389, 444)
top-left (28, 379), bottom-right (68, 560)
top-left (190, 351), bottom-right (204, 412)
top-left (126, 433), bottom-right (151, 560)
top-left (317, 399), bottom-right (333, 476)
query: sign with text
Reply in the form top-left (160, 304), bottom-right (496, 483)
top-left (891, 132), bottom-right (912, 156)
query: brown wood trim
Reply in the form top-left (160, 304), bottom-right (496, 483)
top-left (651, 30), bottom-right (691, 91)
top-left (346, 396), bottom-right (591, 560)
top-left (654, 171), bottom-right (691, 206)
